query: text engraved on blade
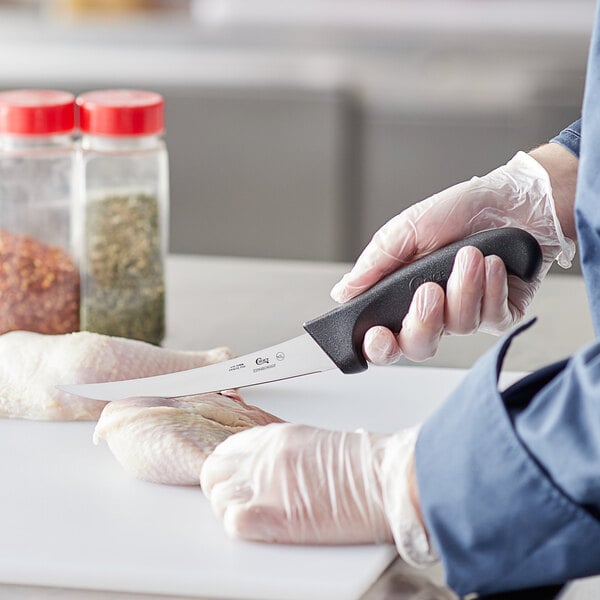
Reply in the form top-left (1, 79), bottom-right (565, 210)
top-left (253, 363), bottom-right (276, 373)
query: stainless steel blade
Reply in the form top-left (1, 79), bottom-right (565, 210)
top-left (57, 333), bottom-right (337, 401)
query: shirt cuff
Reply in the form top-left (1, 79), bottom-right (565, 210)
top-left (415, 319), bottom-right (600, 596)
top-left (550, 119), bottom-right (582, 158)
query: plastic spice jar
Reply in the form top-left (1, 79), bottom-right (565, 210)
top-left (0, 89), bottom-right (79, 335)
top-left (75, 89), bottom-right (168, 345)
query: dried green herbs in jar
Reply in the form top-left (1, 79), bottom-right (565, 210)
top-left (80, 192), bottom-right (165, 345)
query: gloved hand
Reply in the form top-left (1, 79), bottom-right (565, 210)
top-left (330, 151), bottom-right (576, 364)
top-left (200, 422), bottom-right (437, 568)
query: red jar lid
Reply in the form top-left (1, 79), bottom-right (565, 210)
top-left (77, 89), bottom-right (164, 136)
top-left (0, 90), bottom-right (75, 135)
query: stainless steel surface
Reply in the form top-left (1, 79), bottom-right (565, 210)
top-left (59, 333), bottom-right (336, 401)
top-left (562, 577), bottom-right (600, 600)
top-left (361, 561), bottom-right (456, 600)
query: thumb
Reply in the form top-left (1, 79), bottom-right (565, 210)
top-left (331, 176), bottom-right (493, 304)
top-left (331, 214), bottom-right (419, 303)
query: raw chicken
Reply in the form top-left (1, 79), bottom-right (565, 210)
top-left (93, 391), bottom-right (283, 485)
top-left (0, 330), bottom-right (231, 421)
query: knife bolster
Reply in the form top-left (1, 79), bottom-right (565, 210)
top-left (304, 308), bottom-right (368, 374)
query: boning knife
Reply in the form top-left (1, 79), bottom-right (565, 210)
top-left (58, 228), bottom-right (542, 401)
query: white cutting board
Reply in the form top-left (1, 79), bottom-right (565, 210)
top-left (0, 365), bottom-right (515, 600)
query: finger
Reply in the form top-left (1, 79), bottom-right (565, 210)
top-left (207, 481), bottom-right (253, 520)
top-left (444, 246), bottom-right (485, 335)
top-left (506, 273), bottom-right (537, 318)
top-left (201, 425), bottom-right (284, 493)
top-left (363, 326), bottom-right (403, 365)
top-left (397, 283), bottom-right (445, 362)
top-left (331, 215), bottom-right (418, 303)
top-left (224, 501), bottom-right (340, 545)
top-left (200, 452), bottom-right (240, 496)
top-left (223, 504), bottom-right (291, 543)
top-left (479, 255), bottom-right (512, 333)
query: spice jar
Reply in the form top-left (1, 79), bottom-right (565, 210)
top-left (0, 89), bottom-right (79, 335)
top-left (75, 89), bottom-right (168, 345)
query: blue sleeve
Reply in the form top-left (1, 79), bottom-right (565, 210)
top-left (415, 319), bottom-right (600, 597)
top-left (550, 119), bottom-right (582, 157)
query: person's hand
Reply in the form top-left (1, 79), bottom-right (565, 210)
top-left (330, 151), bottom-right (576, 364)
top-left (200, 422), bottom-right (437, 567)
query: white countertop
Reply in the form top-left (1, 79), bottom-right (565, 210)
top-left (164, 254), bottom-right (595, 373)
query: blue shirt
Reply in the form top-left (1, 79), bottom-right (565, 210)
top-left (415, 4), bottom-right (600, 595)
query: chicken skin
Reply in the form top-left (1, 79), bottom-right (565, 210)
top-left (94, 391), bottom-right (283, 485)
top-left (0, 330), bottom-right (231, 420)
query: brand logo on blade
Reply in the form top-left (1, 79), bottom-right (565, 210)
top-left (255, 357), bottom-right (270, 366)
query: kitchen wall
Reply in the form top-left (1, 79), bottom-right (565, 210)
top-left (0, 1), bottom-right (592, 267)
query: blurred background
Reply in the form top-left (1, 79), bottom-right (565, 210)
top-left (1, 0), bottom-right (594, 263)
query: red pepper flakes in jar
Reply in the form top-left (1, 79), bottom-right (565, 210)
top-left (0, 230), bottom-right (79, 334)
top-left (0, 89), bottom-right (78, 335)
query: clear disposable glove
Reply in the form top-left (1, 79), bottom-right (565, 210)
top-left (200, 422), bottom-right (437, 568)
top-left (330, 152), bottom-right (576, 364)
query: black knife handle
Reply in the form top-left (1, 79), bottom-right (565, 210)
top-left (303, 227), bottom-right (542, 374)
